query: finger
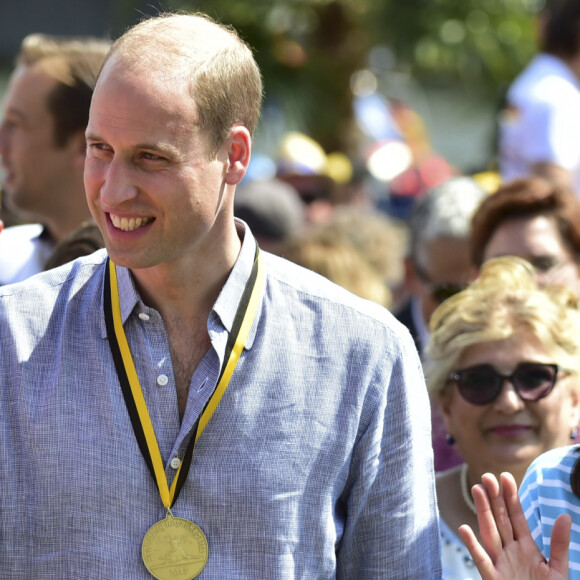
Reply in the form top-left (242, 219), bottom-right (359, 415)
top-left (471, 481), bottom-right (503, 561)
top-left (499, 472), bottom-right (530, 542)
top-left (482, 472), bottom-right (515, 548)
top-left (458, 524), bottom-right (498, 580)
top-left (549, 513), bottom-right (571, 577)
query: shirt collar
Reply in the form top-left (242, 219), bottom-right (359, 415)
top-left (101, 219), bottom-right (264, 350)
top-left (212, 220), bottom-right (262, 350)
top-left (99, 263), bottom-right (141, 339)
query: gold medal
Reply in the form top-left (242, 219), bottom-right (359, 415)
top-left (142, 514), bottom-right (209, 580)
top-left (105, 250), bottom-right (264, 578)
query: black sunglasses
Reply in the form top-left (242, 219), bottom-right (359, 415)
top-left (429, 283), bottom-right (466, 303)
top-left (448, 362), bottom-right (560, 406)
top-left (413, 261), bottom-right (466, 303)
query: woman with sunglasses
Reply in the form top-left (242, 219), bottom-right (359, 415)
top-left (424, 255), bottom-right (580, 579)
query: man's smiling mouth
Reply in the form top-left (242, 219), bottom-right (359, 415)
top-left (110, 215), bottom-right (153, 232)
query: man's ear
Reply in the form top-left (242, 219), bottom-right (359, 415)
top-left (224, 125), bottom-right (251, 186)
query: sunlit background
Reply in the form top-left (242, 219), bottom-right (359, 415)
top-left (0, 0), bottom-right (544, 189)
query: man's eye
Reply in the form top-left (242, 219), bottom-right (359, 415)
top-left (88, 143), bottom-right (111, 153)
top-left (141, 152), bottom-right (164, 161)
top-left (532, 258), bottom-right (557, 272)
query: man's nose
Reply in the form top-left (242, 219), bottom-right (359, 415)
top-left (98, 158), bottom-right (139, 207)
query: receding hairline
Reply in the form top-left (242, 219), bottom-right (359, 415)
top-left (105, 12), bottom-right (248, 72)
top-left (96, 11), bottom-right (263, 151)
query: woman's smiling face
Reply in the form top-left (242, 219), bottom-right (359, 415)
top-left (439, 332), bottom-right (580, 483)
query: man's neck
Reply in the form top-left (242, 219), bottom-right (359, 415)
top-left (38, 171), bottom-right (92, 243)
top-left (43, 211), bottom-right (93, 244)
top-left (130, 225), bottom-right (242, 324)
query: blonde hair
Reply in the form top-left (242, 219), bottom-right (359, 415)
top-left (281, 229), bottom-right (392, 308)
top-left (320, 206), bottom-right (408, 291)
top-left (103, 12), bottom-right (262, 155)
top-left (425, 255), bottom-right (580, 395)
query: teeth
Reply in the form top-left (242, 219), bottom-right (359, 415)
top-left (110, 215), bottom-right (152, 231)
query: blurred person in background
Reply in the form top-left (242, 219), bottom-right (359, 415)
top-left (379, 100), bottom-right (455, 222)
top-left (499, 0), bottom-right (580, 195)
top-left (43, 218), bottom-right (104, 271)
top-left (471, 177), bottom-right (580, 451)
top-left (0, 186), bottom-right (25, 228)
top-left (354, 92), bottom-right (455, 222)
top-left (471, 177), bottom-right (580, 298)
top-left (275, 131), bottom-right (353, 226)
top-left (426, 256), bottom-right (580, 579)
top-left (0, 33), bottom-right (110, 285)
top-left (395, 176), bottom-right (488, 356)
top-left (233, 177), bottom-right (305, 254)
top-left (319, 206), bottom-right (409, 310)
top-left (394, 175), bottom-right (488, 472)
top-left (280, 226), bottom-right (392, 308)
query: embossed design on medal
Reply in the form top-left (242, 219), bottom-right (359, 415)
top-left (142, 514), bottom-right (209, 580)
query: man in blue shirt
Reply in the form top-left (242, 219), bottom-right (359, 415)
top-left (0, 12), bottom-right (441, 579)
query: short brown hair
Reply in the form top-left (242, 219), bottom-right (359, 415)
top-left (103, 12), bottom-right (263, 155)
top-left (17, 33), bottom-right (110, 147)
top-left (470, 177), bottom-right (580, 268)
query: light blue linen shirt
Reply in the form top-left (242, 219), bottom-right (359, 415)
top-left (0, 223), bottom-right (441, 579)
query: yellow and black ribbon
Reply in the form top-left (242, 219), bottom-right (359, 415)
top-left (103, 244), bottom-right (264, 509)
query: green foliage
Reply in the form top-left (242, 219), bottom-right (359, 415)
top-left (127, 0), bottom-right (543, 153)
top-left (372, 0), bottom-right (542, 89)
top-left (169, 0), bottom-right (370, 151)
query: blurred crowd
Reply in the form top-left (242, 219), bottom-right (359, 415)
top-left (2, 0), bottom-right (580, 578)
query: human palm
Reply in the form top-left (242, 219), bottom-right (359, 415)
top-left (458, 472), bottom-right (570, 580)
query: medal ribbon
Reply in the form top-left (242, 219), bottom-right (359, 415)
top-left (103, 245), bottom-right (264, 509)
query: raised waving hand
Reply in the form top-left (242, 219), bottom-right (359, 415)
top-left (458, 472), bottom-right (571, 580)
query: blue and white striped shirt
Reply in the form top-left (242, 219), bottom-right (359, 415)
top-left (520, 444), bottom-right (580, 577)
top-left (0, 223), bottom-right (441, 579)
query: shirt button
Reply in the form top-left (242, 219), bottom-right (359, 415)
top-left (170, 457), bottom-right (181, 469)
top-left (138, 312), bottom-right (150, 321)
top-left (157, 374), bottom-right (169, 386)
